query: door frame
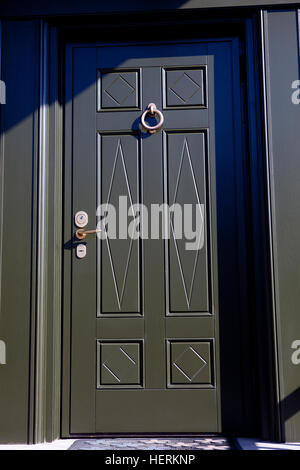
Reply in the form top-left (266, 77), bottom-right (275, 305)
top-left (31, 11), bottom-right (280, 443)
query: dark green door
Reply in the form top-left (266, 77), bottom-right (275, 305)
top-left (64, 39), bottom-right (241, 433)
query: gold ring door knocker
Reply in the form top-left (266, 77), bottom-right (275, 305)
top-left (141, 103), bottom-right (164, 134)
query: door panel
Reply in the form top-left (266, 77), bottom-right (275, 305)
top-left (96, 390), bottom-right (217, 433)
top-left (65, 39), bottom-right (239, 433)
top-left (166, 131), bottom-right (209, 313)
top-left (99, 133), bottom-right (140, 314)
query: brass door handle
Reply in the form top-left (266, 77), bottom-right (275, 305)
top-left (76, 228), bottom-right (102, 240)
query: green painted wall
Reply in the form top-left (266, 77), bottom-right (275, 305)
top-left (262, 9), bottom-right (300, 442)
top-left (0, 20), bottom-right (39, 443)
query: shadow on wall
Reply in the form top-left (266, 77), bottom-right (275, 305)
top-left (2, 13), bottom-right (217, 136)
top-left (281, 387), bottom-right (300, 423)
top-left (0, 0), bottom-right (193, 17)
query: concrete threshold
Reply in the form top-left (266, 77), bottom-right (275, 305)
top-left (0, 439), bottom-right (76, 450)
top-left (235, 438), bottom-right (300, 450)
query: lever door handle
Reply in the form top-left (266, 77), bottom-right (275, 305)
top-left (76, 228), bottom-right (102, 240)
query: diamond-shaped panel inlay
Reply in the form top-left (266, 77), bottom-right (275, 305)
top-left (174, 347), bottom-right (206, 380)
top-left (100, 70), bottom-right (139, 110)
top-left (165, 68), bottom-right (206, 108)
top-left (169, 341), bottom-right (212, 386)
top-left (97, 342), bottom-right (142, 387)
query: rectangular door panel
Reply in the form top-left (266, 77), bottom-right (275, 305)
top-left (98, 133), bottom-right (141, 315)
top-left (96, 390), bottom-right (217, 433)
top-left (165, 131), bottom-right (209, 314)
